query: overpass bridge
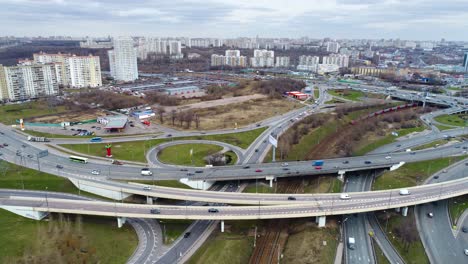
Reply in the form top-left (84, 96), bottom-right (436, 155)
top-left (1, 175), bottom-right (467, 221)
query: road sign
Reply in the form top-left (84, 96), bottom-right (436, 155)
top-left (37, 150), bottom-right (48, 158)
top-left (268, 135), bottom-right (278, 148)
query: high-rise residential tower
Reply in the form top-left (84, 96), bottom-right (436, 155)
top-left (108, 37), bottom-right (138, 82)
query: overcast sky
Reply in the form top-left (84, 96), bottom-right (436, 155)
top-left (1, 0), bottom-right (468, 40)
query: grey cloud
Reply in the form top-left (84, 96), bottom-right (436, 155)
top-left (0, 0), bottom-right (467, 40)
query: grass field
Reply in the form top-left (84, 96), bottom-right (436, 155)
top-left (282, 222), bottom-right (339, 264)
top-left (354, 126), bottom-right (425, 156)
top-left (126, 180), bottom-right (193, 190)
top-left (158, 144), bottom-right (224, 166)
top-left (282, 119), bottom-right (340, 161)
top-left (376, 209), bottom-right (429, 264)
top-left (0, 160), bottom-right (137, 263)
top-left (59, 127), bottom-right (266, 163)
top-left (303, 177), bottom-right (343, 194)
top-left (448, 195), bottom-right (468, 226)
top-left (0, 101), bottom-right (68, 125)
top-left (373, 156), bottom-right (466, 190)
top-left (434, 114), bottom-right (467, 127)
top-left (189, 221), bottom-right (259, 264)
top-left (328, 89), bottom-right (364, 101)
top-left (243, 182), bottom-right (275, 193)
top-left (314, 87), bottom-right (320, 99)
top-left (160, 220), bottom-right (194, 245)
top-left (374, 241), bottom-right (391, 264)
top-left (412, 140), bottom-right (451, 151)
top-left (0, 160), bottom-right (81, 193)
top-left (435, 124), bottom-right (457, 131)
top-left (0, 212), bottom-right (137, 264)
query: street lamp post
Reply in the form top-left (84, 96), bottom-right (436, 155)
top-left (45, 186), bottom-right (49, 212)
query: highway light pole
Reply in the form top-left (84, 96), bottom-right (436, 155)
top-left (45, 186), bottom-right (49, 212)
top-left (36, 154), bottom-right (41, 172)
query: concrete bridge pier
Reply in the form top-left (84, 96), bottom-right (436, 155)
top-left (401, 207), bottom-right (408, 216)
top-left (146, 196), bottom-right (154, 204)
top-left (0, 205), bottom-right (49, 220)
top-left (337, 170), bottom-right (346, 182)
top-left (316, 216), bottom-right (326, 228)
top-left (266, 176), bottom-right (275, 188)
top-left (221, 220), bottom-right (225, 232)
top-left (117, 217), bottom-right (127, 228)
top-left (395, 207), bottom-right (401, 213)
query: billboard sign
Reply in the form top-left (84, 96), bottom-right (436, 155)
top-left (268, 135), bottom-right (278, 148)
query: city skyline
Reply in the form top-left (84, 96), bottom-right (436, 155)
top-left (1, 0), bottom-right (468, 41)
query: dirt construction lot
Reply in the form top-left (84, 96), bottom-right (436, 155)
top-left (162, 97), bottom-right (302, 130)
top-left (28, 109), bottom-right (109, 123)
top-left (164, 94), bottom-right (267, 113)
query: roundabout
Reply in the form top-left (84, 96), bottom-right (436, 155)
top-left (146, 140), bottom-right (244, 168)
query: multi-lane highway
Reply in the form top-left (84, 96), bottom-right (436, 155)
top-left (1, 175), bottom-right (468, 220)
top-left (416, 159), bottom-right (468, 264)
top-left (1, 81), bottom-right (467, 263)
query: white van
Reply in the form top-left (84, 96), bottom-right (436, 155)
top-left (340, 193), bottom-right (351, 200)
top-left (141, 168), bottom-right (153, 176)
top-left (399, 189), bottom-right (410, 195)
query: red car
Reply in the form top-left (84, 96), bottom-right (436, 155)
top-left (315, 166), bottom-right (322, 170)
top-left (255, 169), bottom-right (263, 172)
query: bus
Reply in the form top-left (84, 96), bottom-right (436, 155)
top-left (90, 137), bottom-right (102, 142)
top-left (69, 155), bottom-right (88, 164)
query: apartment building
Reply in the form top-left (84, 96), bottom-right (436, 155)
top-left (297, 55), bottom-right (319, 71)
top-left (322, 54), bottom-right (349, 68)
top-left (108, 36), bottom-right (138, 82)
top-left (0, 64), bottom-right (59, 101)
top-left (250, 49), bottom-right (274, 67)
top-left (33, 52), bottom-right (102, 88)
top-left (211, 54), bottom-right (247, 67)
top-left (275, 56), bottom-right (290, 68)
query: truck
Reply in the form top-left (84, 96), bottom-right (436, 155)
top-left (27, 136), bottom-right (50, 142)
top-left (312, 160), bottom-right (324, 166)
top-left (348, 237), bottom-right (355, 250)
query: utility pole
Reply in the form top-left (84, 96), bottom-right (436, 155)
top-left (254, 226), bottom-right (257, 248)
top-left (45, 186), bottom-right (49, 212)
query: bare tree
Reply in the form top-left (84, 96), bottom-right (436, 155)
top-left (194, 114), bottom-right (201, 129)
top-left (156, 106), bottom-right (166, 124)
top-left (170, 110), bottom-right (177, 126)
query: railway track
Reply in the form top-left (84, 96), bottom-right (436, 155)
top-left (248, 180), bottom-right (302, 264)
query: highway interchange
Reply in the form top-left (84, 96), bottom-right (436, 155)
top-left (1, 81), bottom-right (468, 263)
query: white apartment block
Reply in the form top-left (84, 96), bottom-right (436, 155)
top-left (250, 49), bottom-right (274, 67)
top-left (67, 55), bottom-right (102, 88)
top-left (326, 41), bottom-right (340, 53)
top-left (190, 38), bottom-right (223, 48)
top-left (225, 50), bottom-right (241, 57)
top-left (275, 56), bottom-right (290, 68)
top-left (211, 54), bottom-right (247, 67)
top-left (33, 52), bottom-right (102, 88)
top-left (109, 36), bottom-right (139, 82)
top-left (297, 55), bottom-right (319, 71)
top-left (137, 38), bottom-right (183, 59)
top-left (0, 64), bottom-right (59, 101)
top-left (322, 54), bottom-right (349, 68)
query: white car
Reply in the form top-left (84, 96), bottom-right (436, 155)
top-left (281, 163), bottom-right (289, 167)
top-left (143, 186), bottom-right (151, 190)
top-left (464, 249), bottom-right (468, 256)
top-left (91, 170), bottom-right (100, 175)
top-left (340, 193), bottom-right (351, 200)
top-left (399, 189), bottom-right (410, 195)
top-left (385, 156), bottom-right (392, 159)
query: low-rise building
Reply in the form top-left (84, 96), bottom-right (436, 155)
top-left (164, 86), bottom-right (201, 97)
